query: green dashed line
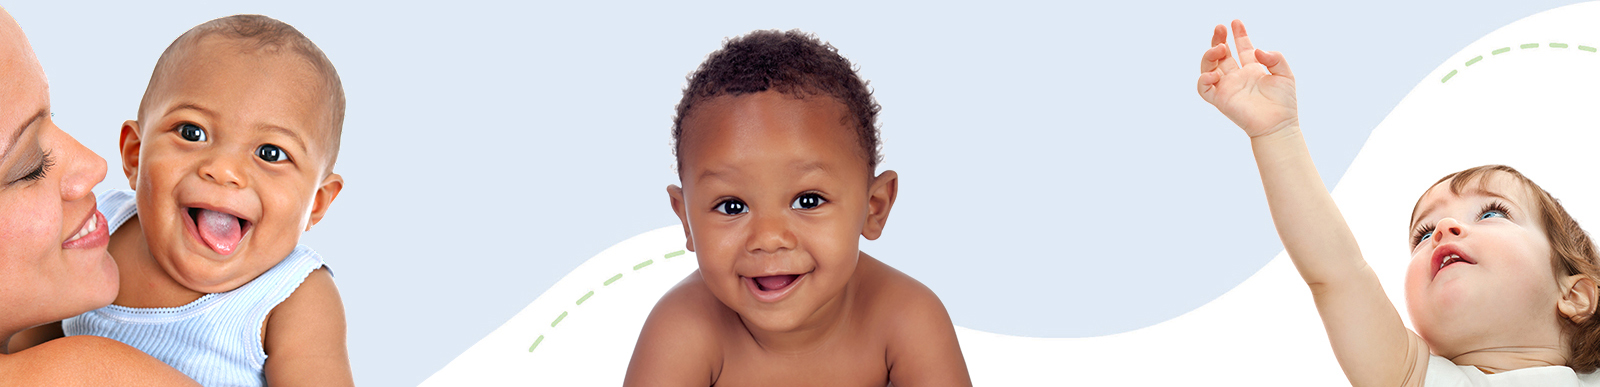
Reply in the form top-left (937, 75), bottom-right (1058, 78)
top-left (1444, 40), bottom-right (1597, 83)
top-left (531, 249), bottom-right (682, 353)
top-left (528, 335), bottom-right (544, 352)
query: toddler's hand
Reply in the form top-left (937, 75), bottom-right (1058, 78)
top-left (1197, 20), bottom-right (1298, 138)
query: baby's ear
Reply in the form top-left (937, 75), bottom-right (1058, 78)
top-left (668, 185), bottom-right (694, 252)
top-left (305, 173), bottom-right (344, 231)
top-left (1559, 274), bottom-right (1599, 323)
top-left (862, 170), bottom-right (899, 241)
top-left (119, 120), bottom-right (142, 188)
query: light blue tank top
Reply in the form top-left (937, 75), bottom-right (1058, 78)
top-left (64, 189), bottom-right (329, 387)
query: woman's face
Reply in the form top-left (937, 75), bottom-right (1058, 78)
top-left (0, 13), bottom-right (117, 334)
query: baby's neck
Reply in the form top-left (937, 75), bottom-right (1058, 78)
top-left (1450, 345), bottom-right (1568, 373)
top-left (108, 216), bottom-right (205, 309)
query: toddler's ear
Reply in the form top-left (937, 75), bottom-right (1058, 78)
top-left (862, 170), bottom-right (899, 240)
top-left (119, 120), bottom-right (142, 188)
top-left (1559, 274), bottom-right (1599, 323)
top-left (668, 185), bottom-right (694, 252)
top-left (305, 173), bottom-right (344, 231)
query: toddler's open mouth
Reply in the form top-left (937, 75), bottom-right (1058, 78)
top-left (745, 273), bottom-right (805, 302)
top-left (1430, 246), bottom-right (1477, 279)
top-left (185, 207), bottom-right (253, 256)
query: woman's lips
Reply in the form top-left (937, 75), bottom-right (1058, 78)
top-left (62, 209), bottom-right (109, 249)
top-left (745, 273), bottom-right (805, 303)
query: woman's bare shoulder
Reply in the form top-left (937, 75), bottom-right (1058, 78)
top-left (0, 336), bottom-right (196, 386)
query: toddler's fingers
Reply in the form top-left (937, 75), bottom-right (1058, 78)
top-left (1210, 24), bottom-right (1227, 48)
top-left (1255, 49), bottom-right (1294, 79)
top-left (1197, 71), bottom-right (1221, 98)
top-left (1203, 43), bottom-right (1235, 73)
top-left (1231, 20), bottom-right (1258, 65)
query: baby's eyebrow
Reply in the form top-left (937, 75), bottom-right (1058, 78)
top-left (165, 102), bottom-right (215, 118)
top-left (258, 124), bottom-right (307, 152)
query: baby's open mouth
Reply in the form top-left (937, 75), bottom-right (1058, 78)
top-left (187, 207), bottom-right (252, 255)
top-left (753, 274), bottom-right (800, 292)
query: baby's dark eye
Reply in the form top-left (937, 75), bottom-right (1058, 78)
top-left (256, 144), bottom-right (289, 162)
top-left (178, 124), bottom-right (207, 142)
top-left (792, 193), bottom-right (826, 210)
top-left (715, 199), bottom-right (747, 215)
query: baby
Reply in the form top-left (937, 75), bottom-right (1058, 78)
top-left (624, 30), bottom-right (972, 386)
top-left (15, 14), bottom-right (351, 386)
top-left (1200, 21), bottom-right (1600, 386)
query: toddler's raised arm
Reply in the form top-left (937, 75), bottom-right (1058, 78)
top-left (1196, 20), bottom-right (1430, 387)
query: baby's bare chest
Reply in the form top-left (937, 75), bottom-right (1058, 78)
top-left (713, 343), bottom-right (890, 387)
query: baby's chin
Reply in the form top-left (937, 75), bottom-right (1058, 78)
top-left (157, 248), bottom-right (277, 294)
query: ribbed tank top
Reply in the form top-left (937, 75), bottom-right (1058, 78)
top-left (64, 189), bottom-right (329, 387)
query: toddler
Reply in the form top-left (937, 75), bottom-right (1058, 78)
top-left (1200, 20), bottom-right (1600, 386)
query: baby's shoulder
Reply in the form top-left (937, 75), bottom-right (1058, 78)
top-left (624, 271), bottom-right (734, 385)
top-left (853, 254), bottom-right (949, 326)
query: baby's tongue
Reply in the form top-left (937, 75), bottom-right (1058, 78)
top-left (755, 275), bottom-right (798, 291)
top-left (196, 209), bottom-right (243, 255)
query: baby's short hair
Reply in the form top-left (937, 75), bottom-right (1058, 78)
top-left (672, 29), bottom-right (882, 171)
top-left (138, 14), bottom-right (345, 169)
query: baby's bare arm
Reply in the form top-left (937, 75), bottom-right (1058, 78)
top-left (883, 283), bottom-right (970, 387)
top-left (262, 268), bottom-right (353, 387)
top-left (1198, 20), bottom-right (1428, 387)
top-left (624, 274), bottom-right (722, 387)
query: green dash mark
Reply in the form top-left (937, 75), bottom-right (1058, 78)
top-left (1582, 46), bottom-right (1597, 52)
top-left (551, 311), bottom-right (568, 327)
top-left (604, 274), bottom-right (623, 286)
top-left (634, 260), bottom-right (654, 270)
top-left (1441, 70), bottom-right (1458, 83)
top-left (1465, 56), bottom-right (1483, 66)
top-left (665, 250), bottom-right (686, 259)
top-left (576, 291), bottom-right (593, 305)
top-left (1521, 43), bottom-right (1539, 49)
top-left (1493, 47), bottom-right (1512, 55)
top-left (1551, 43), bottom-right (1570, 49)
top-left (528, 335), bottom-right (544, 352)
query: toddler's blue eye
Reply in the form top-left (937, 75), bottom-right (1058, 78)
top-left (792, 193), bottom-right (826, 209)
top-left (256, 144), bottom-right (288, 162)
top-left (715, 200), bottom-right (747, 215)
top-left (179, 124), bottom-right (207, 142)
top-left (1479, 210), bottom-right (1506, 220)
top-left (1419, 230), bottom-right (1434, 242)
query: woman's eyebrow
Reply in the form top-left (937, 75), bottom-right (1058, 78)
top-left (0, 108), bottom-right (47, 161)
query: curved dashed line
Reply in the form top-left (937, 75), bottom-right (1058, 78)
top-left (1443, 42), bottom-right (1597, 83)
top-left (529, 249), bottom-right (688, 352)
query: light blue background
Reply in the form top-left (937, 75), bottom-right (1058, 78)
top-left (10, 1), bottom-right (1586, 385)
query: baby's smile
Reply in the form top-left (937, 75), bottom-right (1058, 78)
top-left (1429, 245), bottom-right (1477, 280)
top-left (182, 205), bottom-right (253, 256)
top-left (745, 273), bottom-right (806, 302)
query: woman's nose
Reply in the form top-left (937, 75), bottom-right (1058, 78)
top-left (52, 122), bottom-right (105, 202)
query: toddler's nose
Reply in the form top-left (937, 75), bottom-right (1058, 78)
top-left (1435, 217), bottom-right (1466, 242)
top-left (198, 156), bottom-right (247, 188)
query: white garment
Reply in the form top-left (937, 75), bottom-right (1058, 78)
top-left (1427, 355), bottom-right (1600, 386)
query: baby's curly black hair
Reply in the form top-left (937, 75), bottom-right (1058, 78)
top-left (672, 29), bottom-right (882, 171)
